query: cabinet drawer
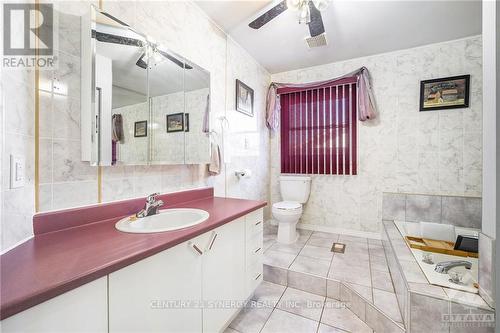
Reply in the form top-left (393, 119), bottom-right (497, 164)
top-left (246, 234), bottom-right (263, 267)
top-left (247, 251), bottom-right (263, 269)
top-left (247, 263), bottom-right (263, 293)
top-left (245, 209), bottom-right (264, 238)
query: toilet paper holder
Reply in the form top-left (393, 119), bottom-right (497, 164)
top-left (235, 169), bottom-right (251, 179)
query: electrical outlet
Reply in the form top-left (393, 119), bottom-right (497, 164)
top-left (10, 155), bottom-right (25, 189)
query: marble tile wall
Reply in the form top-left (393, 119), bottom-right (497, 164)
top-left (478, 232), bottom-right (495, 308)
top-left (184, 88), bottom-right (211, 164)
top-left (224, 37), bottom-right (271, 210)
top-left (270, 36), bottom-right (483, 234)
top-left (37, 1), bottom-right (98, 213)
top-left (151, 91), bottom-right (187, 164)
top-left (0, 0), bottom-right (37, 251)
top-left (1, 1), bottom-right (271, 252)
top-left (1, 69), bottom-right (36, 250)
top-left (382, 192), bottom-right (482, 229)
top-left (112, 102), bottom-right (149, 164)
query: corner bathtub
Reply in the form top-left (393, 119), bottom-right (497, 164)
top-left (394, 220), bottom-right (479, 294)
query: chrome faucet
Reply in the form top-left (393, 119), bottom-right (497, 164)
top-left (434, 260), bottom-right (472, 274)
top-left (136, 193), bottom-right (164, 218)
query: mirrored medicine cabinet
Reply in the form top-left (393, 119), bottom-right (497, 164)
top-left (81, 6), bottom-right (211, 166)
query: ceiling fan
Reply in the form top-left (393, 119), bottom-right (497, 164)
top-left (249, 0), bottom-right (331, 37)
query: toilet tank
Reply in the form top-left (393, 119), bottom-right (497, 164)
top-left (279, 175), bottom-right (311, 203)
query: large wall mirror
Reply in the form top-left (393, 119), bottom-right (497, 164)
top-left (81, 6), bottom-right (210, 166)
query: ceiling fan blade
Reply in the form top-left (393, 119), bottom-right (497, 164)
top-left (249, 0), bottom-right (287, 29)
top-left (94, 30), bottom-right (144, 47)
top-left (136, 53), bottom-right (148, 69)
top-left (100, 11), bottom-right (130, 27)
top-left (308, 1), bottom-right (325, 37)
top-left (157, 50), bottom-right (193, 70)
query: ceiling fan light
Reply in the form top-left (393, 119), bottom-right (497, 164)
top-left (286, 0), bottom-right (303, 11)
top-left (312, 0), bottom-right (331, 11)
top-left (152, 50), bottom-right (164, 66)
top-left (298, 4), bottom-right (311, 24)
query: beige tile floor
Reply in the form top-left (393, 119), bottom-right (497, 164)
top-left (228, 223), bottom-right (404, 332)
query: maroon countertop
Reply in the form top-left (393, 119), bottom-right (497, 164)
top-left (0, 188), bottom-right (266, 320)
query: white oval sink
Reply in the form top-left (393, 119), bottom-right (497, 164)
top-left (115, 208), bottom-right (210, 233)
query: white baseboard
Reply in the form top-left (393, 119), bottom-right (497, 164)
top-left (297, 223), bottom-right (381, 240)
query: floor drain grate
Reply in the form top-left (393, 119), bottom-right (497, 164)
top-left (331, 243), bottom-right (346, 253)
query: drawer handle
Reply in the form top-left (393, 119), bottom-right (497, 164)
top-left (254, 247), bottom-right (261, 253)
top-left (189, 242), bottom-right (203, 255)
top-left (255, 221), bottom-right (262, 226)
top-left (254, 273), bottom-right (262, 280)
top-left (209, 232), bottom-right (218, 250)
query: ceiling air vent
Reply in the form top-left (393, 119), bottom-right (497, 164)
top-left (305, 33), bottom-right (327, 48)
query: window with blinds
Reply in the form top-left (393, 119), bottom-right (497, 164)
top-left (279, 78), bottom-right (358, 175)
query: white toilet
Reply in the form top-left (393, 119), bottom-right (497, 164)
top-left (272, 175), bottom-right (311, 244)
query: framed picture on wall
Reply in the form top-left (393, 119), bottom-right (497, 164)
top-left (419, 75), bottom-right (470, 111)
top-left (166, 113), bottom-right (184, 132)
top-left (134, 121), bottom-right (147, 137)
top-left (235, 79), bottom-right (254, 117)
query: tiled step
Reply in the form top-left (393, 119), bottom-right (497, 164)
top-left (228, 281), bottom-right (375, 333)
top-left (263, 264), bottom-right (405, 333)
top-left (262, 224), bottom-right (406, 332)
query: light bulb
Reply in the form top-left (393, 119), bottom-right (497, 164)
top-left (152, 51), bottom-right (163, 65)
top-left (298, 3), bottom-right (311, 24)
top-left (286, 0), bottom-right (302, 11)
top-left (144, 44), bottom-right (153, 61)
top-left (312, 0), bottom-right (331, 11)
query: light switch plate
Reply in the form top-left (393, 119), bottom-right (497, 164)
top-left (10, 154), bottom-right (25, 189)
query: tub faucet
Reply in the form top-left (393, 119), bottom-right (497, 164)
top-left (136, 193), bottom-right (164, 218)
top-left (434, 260), bottom-right (472, 274)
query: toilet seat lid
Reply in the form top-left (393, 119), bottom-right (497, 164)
top-left (273, 201), bottom-right (301, 210)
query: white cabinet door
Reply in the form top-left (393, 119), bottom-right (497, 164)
top-left (202, 218), bottom-right (246, 333)
top-left (1, 277), bottom-right (108, 333)
top-left (108, 236), bottom-right (208, 333)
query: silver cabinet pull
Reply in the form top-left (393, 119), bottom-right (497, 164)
top-left (254, 247), bottom-right (261, 253)
top-left (95, 87), bottom-right (102, 135)
top-left (255, 221), bottom-right (262, 226)
top-left (254, 273), bottom-right (262, 280)
top-left (189, 241), bottom-right (203, 255)
top-left (95, 87), bottom-right (102, 163)
top-left (209, 232), bottom-right (218, 250)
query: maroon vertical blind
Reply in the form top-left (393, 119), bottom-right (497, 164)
top-left (279, 78), bottom-right (358, 175)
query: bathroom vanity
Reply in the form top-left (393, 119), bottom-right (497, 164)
top-left (0, 188), bottom-right (265, 332)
